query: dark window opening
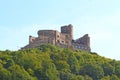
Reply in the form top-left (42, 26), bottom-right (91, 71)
top-left (57, 35), bottom-right (60, 38)
top-left (57, 40), bottom-right (60, 43)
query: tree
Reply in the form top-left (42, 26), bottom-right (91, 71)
top-left (67, 53), bottom-right (79, 74)
top-left (42, 60), bottom-right (60, 80)
top-left (1, 44), bottom-right (120, 80)
top-left (0, 67), bottom-right (11, 80)
top-left (55, 60), bottom-right (71, 73)
top-left (8, 64), bottom-right (31, 80)
top-left (84, 75), bottom-right (93, 80)
top-left (102, 63), bottom-right (114, 76)
top-left (100, 76), bottom-right (110, 80)
top-left (110, 75), bottom-right (120, 80)
top-left (115, 63), bottom-right (120, 77)
top-left (80, 64), bottom-right (104, 80)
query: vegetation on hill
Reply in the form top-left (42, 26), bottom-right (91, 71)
top-left (0, 44), bottom-right (120, 80)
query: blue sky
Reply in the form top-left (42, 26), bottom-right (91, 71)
top-left (0, 0), bottom-right (120, 60)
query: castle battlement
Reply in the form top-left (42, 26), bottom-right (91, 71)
top-left (22, 24), bottom-right (91, 51)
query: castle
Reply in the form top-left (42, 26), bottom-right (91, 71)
top-left (22, 24), bottom-right (91, 51)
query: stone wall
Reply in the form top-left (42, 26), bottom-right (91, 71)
top-left (61, 24), bottom-right (73, 40)
top-left (73, 34), bottom-right (91, 51)
top-left (22, 24), bottom-right (91, 51)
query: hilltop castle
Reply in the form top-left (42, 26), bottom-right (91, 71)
top-left (22, 24), bottom-right (91, 51)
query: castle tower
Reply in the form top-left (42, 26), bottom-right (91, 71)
top-left (61, 24), bottom-right (73, 40)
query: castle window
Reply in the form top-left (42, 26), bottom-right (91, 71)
top-left (57, 35), bottom-right (60, 38)
top-left (62, 41), bottom-right (64, 43)
top-left (57, 40), bottom-right (60, 43)
top-left (65, 34), bottom-right (70, 38)
top-left (75, 46), bottom-right (78, 48)
top-left (84, 47), bottom-right (87, 50)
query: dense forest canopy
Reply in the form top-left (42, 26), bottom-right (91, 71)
top-left (0, 44), bottom-right (120, 80)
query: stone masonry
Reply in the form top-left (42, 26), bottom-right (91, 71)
top-left (22, 24), bottom-right (91, 51)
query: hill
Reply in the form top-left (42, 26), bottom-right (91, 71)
top-left (0, 44), bottom-right (120, 80)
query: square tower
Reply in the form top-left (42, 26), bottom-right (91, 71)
top-left (61, 24), bottom-right (73, 40)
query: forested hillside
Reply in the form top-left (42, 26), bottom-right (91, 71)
top-left (0, 45), bottom-right (120, 80)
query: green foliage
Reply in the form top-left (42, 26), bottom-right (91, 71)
top-left (80, 64), bottom-right (104, 80)
top-left (8, 64), bottom-right (31, 80)
top-left (100, 76), bottom-right (110, 80)
top-left (0, 44), bottom-right (120, 80)
top-left (110, 75), bottom-right (120, 80)
top-left (0, 67), bottom-right (11, 80)
top-left (102, 63), bottom-right (114, 76)
top-left (114, 61), bottom-right (120, 78)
